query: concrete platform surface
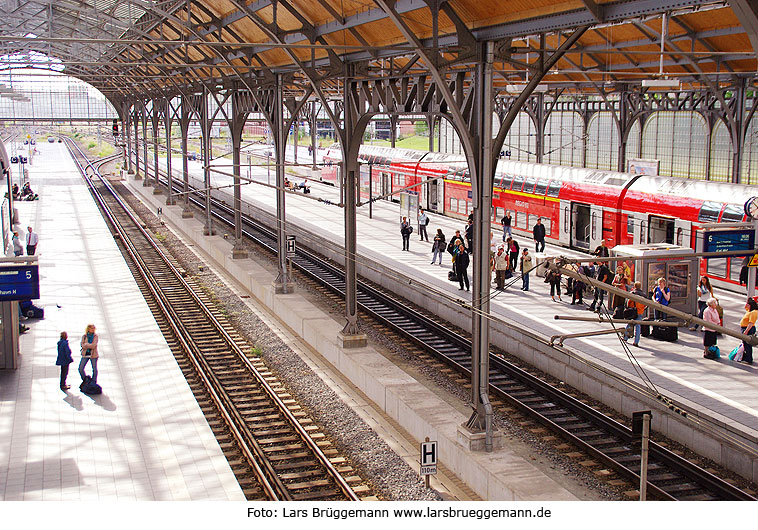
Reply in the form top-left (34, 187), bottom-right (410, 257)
top-left (0, 141), bottom-right (244, 501)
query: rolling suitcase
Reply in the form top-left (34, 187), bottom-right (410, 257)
top-left (448, 270), bottom-right (458, 282)
top-left (651, 323), bottom-right (678, 342)
top-left (640, 317), bottom-right (654, 337)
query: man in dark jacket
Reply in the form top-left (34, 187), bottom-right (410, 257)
top-left (588, 261), bottom-right (612, 312)
top-left (464, 220), bottom-right (474, 254)
top-left (455, 243), bottom-right (470, 291)
top-left (533, 218), bottom-right (546, 253)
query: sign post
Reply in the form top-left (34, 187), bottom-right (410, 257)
top-left (419, 437), bottom-right (437, 488)
top-left (632, 411), bottom-right (652, 501)
top-left (0, 264), bottom-right (40, 301)
top-left (286, 235), bottom-right (296, 279)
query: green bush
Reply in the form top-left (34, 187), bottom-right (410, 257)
top-left (88, 142), bottom-right (96, 149)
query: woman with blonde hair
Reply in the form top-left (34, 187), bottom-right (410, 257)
top-left (79, 324), bottom-right (100, 383)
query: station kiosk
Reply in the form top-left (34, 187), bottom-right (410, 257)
top-left (611, 243), bottom-right (698, 316)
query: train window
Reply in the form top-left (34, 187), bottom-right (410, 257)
top-left (517, 212), bottom-right (528, 229)
top-left (721, 204), bottom-right (744, 223)
top-left (524, 177), bottom-right (536, 194)
top-left (512, 176), bottom-right (524, 192)
top-left (499, 175), bottom-right (513, 190)
top-left (467, 201), bottom-right (472, 213)
top-left (534, 179), bottom-right (548, 196)
top-left (462, 170), bottom-right (470, 183)
top-left (547, 181), bottom-right (561, 197)
top-left (563, 206), bottom-right (569, 232)
top-left (697, 201), bottom-right (723, 223)
top-left (627, 217), bottom-right (634, 235)
top-left (454, 169), bottom-right (465, 181)
top-left (543, 218), bottom-right (552, 236)
top-left (450, 198), bottom-right (457, 211)
top-left (495, 207), bottom-right (504, 220)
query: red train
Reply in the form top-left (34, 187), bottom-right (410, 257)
top-left (321, 145), bottom-right (758, 290)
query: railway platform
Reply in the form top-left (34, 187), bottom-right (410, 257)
top-left (0, 142), bottom-right (245, 500)
top-left (150, 152), bottom-right (758, 486)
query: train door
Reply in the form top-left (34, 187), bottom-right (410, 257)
top-left (590, 204), bottom-right (604, 250)
top-left (381, 172), bottom-right (390, 199)
top-left (428, 178), bottom-right (442, 212)
top-left (558, 200), bottom-right (571, 246)
top-left (648, 215), bottom-right (675, 244)
top-left (675, 219), bottom-right (692, 248)
top-left (571, 203), bottom-right (591, 250)
top-left (631, 213), bottom-right (644, 245)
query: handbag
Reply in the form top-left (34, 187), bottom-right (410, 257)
top-left (728, 343), bottom-right (744, 362)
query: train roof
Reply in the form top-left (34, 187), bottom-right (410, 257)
top-left (628, 175), bottom-right (758, 205)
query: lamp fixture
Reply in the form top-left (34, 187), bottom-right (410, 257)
top-left (505, 84), bottom-right (548, 93)
top-left (642, 13), bottom-right (681, 90)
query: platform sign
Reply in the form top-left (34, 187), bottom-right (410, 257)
top-left (419, 440), bottom-right (437, 476)
top-left (286, 235), bottom-right (296, 257)
top-left (703, 229), bottom-right (755, 254)
top-left (0, 265), bottom-right (40, 301)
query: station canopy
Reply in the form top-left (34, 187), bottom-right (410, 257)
top-left (0, 0), bottom-right (756, 102)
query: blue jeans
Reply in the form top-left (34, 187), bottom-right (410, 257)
top-left (626, 314), bottom-right (642, 345)
top-left (431, 248), bottom-right (443, 264)
top-left (502, 226), bottom-right (512, 240)
top-left (79, 357), bottom-right (98, 383)
top-left (522, 273), bottom-right (530, 291)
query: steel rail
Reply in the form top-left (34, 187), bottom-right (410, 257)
top-left (68, 139), bottom-right (360, 502)
top-left (143, 157), bottom-right (756, 501)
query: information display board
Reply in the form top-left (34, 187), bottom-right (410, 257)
top-left (703, 229), bottom-right (755, 254)
top-left (0, 265), bottom-right (40, 301)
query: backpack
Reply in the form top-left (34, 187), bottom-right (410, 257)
top-left (704, 345), bottom-right (720, 360)
top-left (425, 216), bottom-right (429, 226)
top-left (80, 375), bottom-right (102, 395)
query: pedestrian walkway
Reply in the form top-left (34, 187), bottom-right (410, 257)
top-left (0, 141), bottom-right (244, 500)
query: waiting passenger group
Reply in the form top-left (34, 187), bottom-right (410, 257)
top-left (399, 209), bottom-right (753, 365)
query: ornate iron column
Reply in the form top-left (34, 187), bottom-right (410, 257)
top-left (164, 98), bottom-right (174, 205)
top-left (180, 96), bottom-right (193, 218)
top-left (273, 74), bottom-right (293, 293)
top-left (152, 102), bottom-right (162, 195)
top-left (141, 105), bottom-right (149, 187)
top-left (230, 92), bottom-right (247, 259)
top-left (133, 107), bottom-right (141, 180)
top-left (201, 86), bottom-right (215, 235)
top-left (467, 41), bottom-right (496, 449)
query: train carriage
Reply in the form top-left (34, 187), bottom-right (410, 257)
top-left (319, 143), bottom-right (757, 291)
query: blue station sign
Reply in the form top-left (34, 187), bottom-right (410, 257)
top-left (0, 265), bottom-right (40, 301)
top-left (703, 229), bottom-right (755, 254)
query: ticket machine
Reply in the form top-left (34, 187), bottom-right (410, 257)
top-left (611, 244), bottom-right (698, 316)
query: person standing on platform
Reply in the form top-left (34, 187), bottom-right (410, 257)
top-left (571, 265), bottom-right (586, 305)
top-left (520, 248), bottom-right (532, 291)
top-left (738, 298), bottom-right (758, 365)
top-left (589, 261), bottom-right (612, 313)
top-left (418, 208), bottom-right (429, 242)
top-left (56, 331), bottom-right (73, 391)
top-left (653, 277), bottom-right (671, 320)
top-left (400, 217), bottom-right (412, 251)
top-left (533, 218), bottom-right (546, 253)
top-left (625, 282), bottom-right (646, 347)
top-left (691, 277), bottom-right (714, 331)
top-left (702, 298), bottom-right (720, 358)
top-left (12, 231), bottom-right (23, 256)
top-left (79, 324), bottom-right (100, 383)
top-left (507, 237), bottom-right (520, 271)
top-left (593, 239), bottom-right (609, 259)
top-left (25, 226), bottom-right (38, 255)
top-left (501, 212), bottom-right (512, 241)
top-left (431, 229), bottom-right (445, 265)
top-left (456, 243), bottom-right (470, 291)
top-left (493, 245), bottom-right (509, 290)
top-left (465, 219), bottom-right (474, 254)
top-left (546, 264), bottom-right (562, 302)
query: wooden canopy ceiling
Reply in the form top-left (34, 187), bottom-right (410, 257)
top-left (0, 0), bottom-right (756, 102)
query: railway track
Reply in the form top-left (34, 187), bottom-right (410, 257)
top-left (66, 139), bottom-right (366, 501)
top-left (136, 158), bottom-right (757, 501)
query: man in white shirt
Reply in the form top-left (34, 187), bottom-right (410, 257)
top-left (26, 226), bottom-right (38, 255)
